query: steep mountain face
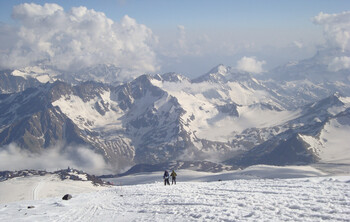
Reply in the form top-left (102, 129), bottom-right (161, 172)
top-left (226, 93), bottom-right (350, 166)
top-left (150, 66), bottom-right (296, 156)
top-left (112, 75), bottom-right (187, 163)
top-left (0, 83), bottom-right (87, 152)
top-left (0, 55), bottom-right (349, 173)
top-left (226, 133), bottom-right (319, 166)
top-left (0, 70), bottom-right (41, 94)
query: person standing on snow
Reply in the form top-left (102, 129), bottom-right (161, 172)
top-left (170, 170), bottom-right (177, 185)
top-left (163, 170), bottom-right (170, 185)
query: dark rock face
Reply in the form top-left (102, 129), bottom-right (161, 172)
top-left (217, 103), bottom-right (239, 117)
top-left (226, 133), bottom-right (319, 167)
top-left (0, 70), bottom-right (41, 94)
top-left (0, 168), bottom-right (111, 186)
top-left (0, 104), bottom-right (83, 152)
top-left (0, 170), bottom-right (48, 181)
top-left (62, 194), bottom-right (72, 200)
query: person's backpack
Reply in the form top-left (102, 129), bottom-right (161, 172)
top-left (164, 171), bottom-right (169, 179)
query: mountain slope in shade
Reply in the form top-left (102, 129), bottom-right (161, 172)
top-left (225, 94), bottom-right (350, 166)
top-left (0, 84), bottom-right (85, 152)
top-left (300, 105), bottom-right (350, 164)
top-left (0, 69), bottom-right (41, 94)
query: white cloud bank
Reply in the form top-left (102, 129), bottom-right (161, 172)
top-left (328, 56), bottom-right (350, 72)
top-left (236, 56), bottom-right (266, 74)
top-left (313, 11), bottom-right (350, 52)
top-left (293, 41), bottom-right (303, 49)
top-left (0, 143), bottom-right (114, 175)
top-left (0, 3), bottom-right (158, 78)
top-left (313, 11), bottom-right (350, 72)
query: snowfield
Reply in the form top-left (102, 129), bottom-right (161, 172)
top-left (0, 174), bottom-right (107, 204)
top-left (0, 165), bottom-right (349, 221)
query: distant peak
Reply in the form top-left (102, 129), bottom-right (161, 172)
top-left (333, 91), bottom-right (341, 98)
top-left (209, 64), bottom-right (228, 76)
top-left (159, 72), bottom-right (189, 82)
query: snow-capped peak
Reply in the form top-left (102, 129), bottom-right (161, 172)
top-left (193, 64), bottom-right (233, 83)
top-left (209, 64), bottom-right (228, 76)
top-left (157, 72), bottom-right (190, 83)
top-left (11, 66), bottom-right (58, 83)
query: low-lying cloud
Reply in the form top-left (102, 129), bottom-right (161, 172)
top-left (328, 56), bottom-right (350, 72)
top-left (236, 56), bottom-right (266, 74)
top-left (0, 143), bottom-right (114, 175)
top-left (313, 11), bottom-right (350, 52)
top-left (0, 3), bottom-right (158, 79)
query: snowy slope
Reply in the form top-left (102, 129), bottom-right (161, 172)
top-left (9, 64), bottom-right (125, 85)
top-left (108, 165), bottom-right (327, 186)
top-left (295, 95), bottom-right (350, 164)
top-left (11, 66), bottom-right (59, 83)
top-left (225, 94), bottom-right (350, 166)
top-left (151, 70), bottom-right (296, 143)
top-left (299, 107), bottom-right (350, 164)
top-left (0, 174), bottom-right (107, 204)
top-left (0, 166), bottom-right (349, 221)
top-left (318, 119), bottom-right (350, 163)
top-left (52, 90), bottom-right (125, 134)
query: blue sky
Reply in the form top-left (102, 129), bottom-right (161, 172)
top-left (1, 0), bottom-right (350, 77)
top-left (1, 0), bottom-right (349, 28)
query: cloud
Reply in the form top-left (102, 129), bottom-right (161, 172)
top-left (177, 25), bottom-right (187, 51)
top-left (293, 41), bottom-right (303, 49)
top-left (313, 11), bottom-right (350, 52)
top-left (157, 25), bottom-right (211, 60)
top-left (0, 143), bottom-right (114, 175)
top-left (236, 56), bottom-right (266, 74)
top-left (328, 56), bottom-right (350, 72)
top-left (0, 3), bottom-right (158, 79)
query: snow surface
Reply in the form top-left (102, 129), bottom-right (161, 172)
top-left (299, 109), bottom-right (350, 165)
top-left (0, 175), bottom-right (107, 204)
top-left (1, 165), bottom-right (349, 221)
top-left (108, 165), bottom-right (327, 186)
top-left (150, 78), bottom-right (299, 142)
top-left (11, 66), bottom-right (58, 83)
top-left (52, 92), bottom-right (124, 132)
top-left (318, 118), bottom-right (350, 164)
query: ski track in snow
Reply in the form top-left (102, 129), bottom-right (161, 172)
top-left (1, 177), bottom-right (350, 221)
top-left (32, 175), bottom-right (55, 201)
top-left (32, 180), bottom-right (40, 201)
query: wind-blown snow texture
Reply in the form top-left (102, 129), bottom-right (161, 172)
top-left (0, 166), bottom-right (349, 221)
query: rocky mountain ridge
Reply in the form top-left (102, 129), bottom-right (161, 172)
top-left (0, 52), bottom-right (349, 173)
top-left (0, 168), bottom-right (109, 186)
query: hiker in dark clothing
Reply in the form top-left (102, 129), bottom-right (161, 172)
top-left (170, 170), bottom-right (177, 185)
top-left (163, 170), bottom-right (170, 185)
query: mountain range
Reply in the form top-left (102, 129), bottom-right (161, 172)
top-left (0, 49), bottom-right (349, 174)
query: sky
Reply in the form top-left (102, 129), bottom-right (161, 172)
top-left (0, 0), bottom-right (350, 79)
